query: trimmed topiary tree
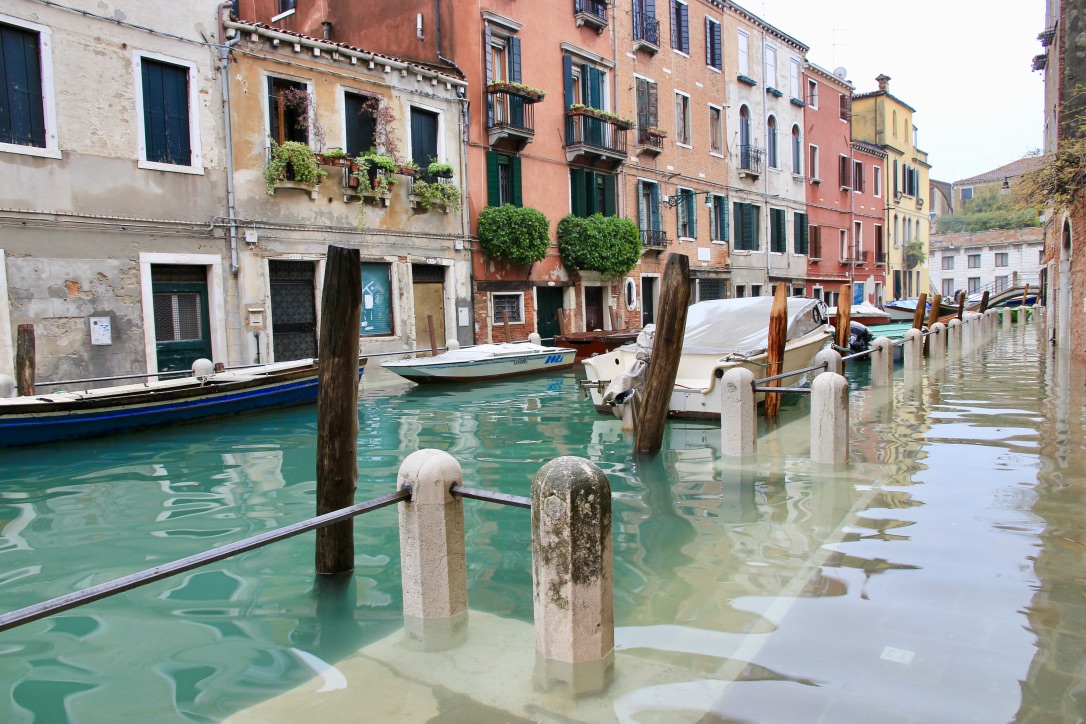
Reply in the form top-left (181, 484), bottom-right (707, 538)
top-left (477, 204), bottom-right (550, 267)
top-left (557, 214), bottom-right (641, 278)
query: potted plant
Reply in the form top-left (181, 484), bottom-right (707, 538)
top-left (264, 139), bottom-right (328, 195)
top-left (352, 150), bottom-right (398, 189)
top-left (485, 80), bottom-right (546, 102)
top-left (397, 159), bottom-right (420, 177)
top-left (410, 179), bottom-right (463, 213)
top-left (645, 127), bottom-right (668, 138)
top-left (427, 161), bottom-right (455, 179)
top-left (322, 147), bottom-right (351, 167)
top-left (566, 104), bottom-right (634, 129)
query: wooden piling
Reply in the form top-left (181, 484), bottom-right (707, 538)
top-left (15, 324), bottom-right (34, 397)
top-left (957, 290), bottom-right (966, 321)
top-left (979, 291), bottom-right (990, 314)
top-left (426, 314), bottom-right (438, 358)
top-left (764, 283), bottom-right (789, 424)
top-left (834, 284), bottom-right (852, 351)
top-left (925, 294), bottom-right (941, 356)
top-left (609, 306), bottom-right (618, 331)
top-left (556, 308), bottom-right (566, 337)
top-left (503, 310), bottom-right (512, 343)
top-left (635, 254), bottom-right (689, 454)
top-left (315, 245), bottom-right (363, 576)
top-left (1020, 284), bottom-right (1030, 314)
top-left (911, 293), bottom-right (928, 330)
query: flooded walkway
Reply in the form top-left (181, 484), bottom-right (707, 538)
top-left (1, 320), bottom-right (1083, 721)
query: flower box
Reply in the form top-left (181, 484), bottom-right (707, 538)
top-left (486, 81), bottom-right (546, 102)
top-left (737, 74), bottom-right (758, 87)
top-left (567, 105), bottom-right (635, 129)
top-left (645, 128), bottom-right (668, 138)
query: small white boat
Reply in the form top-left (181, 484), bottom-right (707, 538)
top-left (582, 297), bottom-right (833, 420)
top-left (381, 342), bottom-right (576, 383)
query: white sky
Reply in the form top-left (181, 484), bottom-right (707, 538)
top-left (753, 0), bottom-right (1045, 182)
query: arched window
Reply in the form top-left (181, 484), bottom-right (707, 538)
top-left (892, 110), bottom-right (898, 137)
top-left (739, 105), bottom-right (751, 147)
top-left (894, 214), bottom-right (899, 247)
top-left (767, 115), bottom-right (778, 168)
top-left (791, 125), bottom-right (801, 174)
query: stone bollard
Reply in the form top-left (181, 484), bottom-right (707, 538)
top-left (397, 449), bottom-right (468, 651)
top-left (529, 332), bottom-right (542, 345)
top-left (720, 367), bottom-right (757, 458)
top-left (1001, 307), bottom-right (1011, 331)
top-left (929, 323), bottom-right (947, 361)
top-left (810, 372), bottom-right (849, 465)
top-left (904, 328), bottom-right (923, 370)
top-left (870, 337), bottom-right (894, 388)
top-left (814, 348), bottom-right (843, 376)
top-left (531, 456), bottom-right (614, 695)
top-left (446, 339), bottom-right (461, 351)
top-left (961, 313), bottom-right (974, 352)
top-left (0, 374), bottom-right (14, 399)
top-left (947, 318), bottom-right (962, 356)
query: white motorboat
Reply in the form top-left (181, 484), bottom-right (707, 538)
top-left (381, 341), bottom-right (576, 383)
top-left (582, 297), bottom-right (833, 420)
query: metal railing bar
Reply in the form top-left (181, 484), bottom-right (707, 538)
top-left (840, 348), bottom-right (875, 361)
top-left (450, 485), bottom-right (531, 509)
top-left (753, 385), bottom-right (814, 394)
top-left (754, 361), bottom-right (828, 385)
top-left (0, 488), bottom-right (410, 634)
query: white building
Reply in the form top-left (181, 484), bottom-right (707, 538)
top-left (929, 228), bottom-right (1044, 300)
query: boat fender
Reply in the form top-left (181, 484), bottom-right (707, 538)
top-left (191, 358), bottom-right (215, 378)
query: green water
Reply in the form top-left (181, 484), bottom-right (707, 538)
top-left (1, 322), bottom-right (1084, 721)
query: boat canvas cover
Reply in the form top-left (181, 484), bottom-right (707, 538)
top-left (681, 297), bottom-right (826, 356)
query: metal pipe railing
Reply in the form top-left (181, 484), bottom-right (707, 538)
top-left (754, 361), bottom-right (828, 386)
top-left (450, 485), bottom-right (531, 509)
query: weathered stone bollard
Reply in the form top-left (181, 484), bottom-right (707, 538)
top-left (720, 367), bottom-right (757, 458)
top-left (870, 337), bottom-right (894, 388)
top-left (814, 348), bottom-right (843, 376)
top-left (1002, 307), bottom-right (1011, 331)
top-left (529, 332), bottom-right (542, 345)
top-left (532, 457), bottom-right (614, 695)
top-left (929, 322), bottom-right (947, 361)
top-left (904, 328), bottom-right (923, 370)
top-left (397, 449), bottom-right (468, 651)
top-left (947, 318), bottom-right (962, 356)
top-left (811, 372), bottom-right (849, 465)
top-left (446, 338), bottom-right (461, 351)
top-left (0, 374), bottom-right (14, 399)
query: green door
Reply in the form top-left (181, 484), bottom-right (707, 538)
top-left (151, 265), bottom-right (212, 373)
top-left (536, 287), bottom-right (564, 345)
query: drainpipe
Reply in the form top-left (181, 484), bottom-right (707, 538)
top-left (218, 2), bottom-right (243, 276)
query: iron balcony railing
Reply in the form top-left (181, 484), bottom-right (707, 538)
top-left (487, 90), bottom-right (537, 136)
top-left (843, 249), bottom-right (869, 264)
top-left (574, 0), bottom-right (608, 24)
top-left (738, 144), bottom-right (764, 174)
top-left (633, 10), bottom-right (661, 46)
top-left (640, 228), bottom-right (668, 249)
top-left (637, 127), bottom-right (664, 151)
top-left (874, 250), bottom-right (887, 265)
top-left (565, 112), bottom-right (629, 157)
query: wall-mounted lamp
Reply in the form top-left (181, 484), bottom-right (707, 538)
top-left (664, 189), bottom-right (718, 208)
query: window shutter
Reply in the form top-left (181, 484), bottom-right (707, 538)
top-left (636, 78), bottom-right (649, 129)
top-left (637, 181), bottom-right (647, 228)
top-left (647, 81), bottom-right (659, 128)
top-left (486, 150), bottom-right (500, 206)
top-left (794, 212), bottom-right (807, 254)
top-left (670, 1), bottom-right (679, 49)
top-left (750, 205), bottom-right (760, 250)
top-left (603, 173), bottom-right (616, 216)
top-left (484, 24), bottom-right (495, 127)
top-left (142, 61), bottom-right (167, 162)
top-left (563, 55), bottom-right (574, 108)
top-left (651, 184), bottom-right (662, 231)
top-left (570, 168), bottom-right (586, 217)
top-left (162, 63), bottom-right (191, 165)
top-left (893, 159), bottom-right (899, 195)
top-left (839, 156), bottom-right (850, 187)
top-left (645, 0), bottom-right (656, 18)
top-left (0, 24), bottom-right (46, 147)
top-left (680, 2), bottom-right (689, 52)
top-left (509, 36), bottom-right (522, 83)
top-left (713, 21), bottom-right (722, 68)
top-left (688, 193), bottom-right (697, 238)
top-left (511, 155), bottom-right (523, 207)
top-left (589, 66), bottom-right (602, 109)
top-left (733, 201), bottom-right (743, 249)
top-left (705, 17), bottom-right (712, 66)
top-left (721, 198), bottom-right (729, 241)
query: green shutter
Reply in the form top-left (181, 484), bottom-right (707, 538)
top-left (651, 184), bottom-right (662, 231)
top-left (511, 155), bottom-right (522, 207)
top-left (688, 193), bottom-right (697, 238)
top-left (720, 198), bottom-right (729, 241)
top-left (603, 173), bottom-right (616, 216)
top-left (486, 150), bottom-right (499, 206)
top-left (749, 204), bottom-right (761, 251)
top-left (733, 201), bottom-right (742, 249)
top-left (571, 168), bottom-right (586, 217)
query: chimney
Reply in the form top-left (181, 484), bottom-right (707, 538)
top-left (876, 74), bottom-right (890, 92)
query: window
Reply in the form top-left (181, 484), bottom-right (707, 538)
top-left (485, 27), bottom-right (525, 128)
top-left (492, 293), bottom-right (523, 324)
top-left (675, 92), bottom-right (691, 145)
top-left (360, 263), bottom-right (393, 336)
top-left (807, 78), bottom-right (818, 108)
top-left (137, 56), bottom-right (197, 169)
top-left (344, 92), bottom-right (377, 157)
top-left (733, 201), bottom-right (760, 251)
top-left (638, 180), bottom-right (662, 234)
top-left (278, 0), bottom-right (297, 14)
top-left (967, 254), bottom-right (981, 269)
top-left (737, 29), bottom-right (749, 76)
top-left (699, 279), bottom-right (729, 301)
top-left (874, 225), bottom-right (884, 260)
top-left (570, 168), bottom-right (616, 217)
top-left (770, 207), bottom-right (786, 253)
top-left (563, 56), bottom-right (606, 111)
top-left (711, 195), bottom-right (728, 242)
top-left (942, 255), bottom-right (955, 270)
top-left (960, 186), bottom-right (974, 202)
top-left (892, 110), bottom-right (898, 136)
top-left (766, 115), bottom-right (777, 167)
top-left (838, 154), bottom-right (850, 188)
top-left (839, 93), bottom-right (850, 121)
top-left (705, 17), bottom-right (721, 70)
top-left (676, 187), bottom-right (696, 238)
top-left (793, 212), bottom-right (809, 254)
top-left (968, 277), bottom-right (981, 294)
top-left (873, 165), bottom-right (882, 196)
top-left (809, 144), bottom-right (819, 181)
top-left (1, 18), bottom-right (57, 156)
top-left (1039, 249), bottom-right (1046, 264)
top-left (410, 106), bottom-right (440, 179)
top-left (671, 0), bottom-right (690, 54)
top-left (809, 224), bottom-right (821, 258)
top-left (268, 76), bottom-right (309, 145)
top-left (735, 284), bottom-right (746, 298)
top-left (764, 46), bottom-right (777, 89)
top-left (790, 59), bottom-right (801, 99)
top-left (852, 160), bottom-right (864, 192)
top-left (709, 105), bottom-right (723, 155)
top-left (636, 77), bottom-right (659, 134)
top-left (791, 125), bottom-right (801, 174)
top-left (751, 284), bottom-right (762, 297)
top-left (839, 229), bottom-right (848, 261)
top-left (854, 221), bottom-right (863, 258)
top-left (487, 151), bottom-right (522, 206)
top-left (893, 214), bottom-right (900, 247)
top-left (893, 159), bottom-right (899, 196)
top-left (942, 278), bottom-right (955, 297)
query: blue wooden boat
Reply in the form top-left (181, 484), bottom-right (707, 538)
top-left (0, 358), bottom-right (364, 447)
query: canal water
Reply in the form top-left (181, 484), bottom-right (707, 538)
top-left (0, 319), bottom-right (1083, 722)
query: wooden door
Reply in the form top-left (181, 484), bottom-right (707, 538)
top-left (412, 265), bottom-right (446, 356)
top-left (585, 286), bottom-right (605, 331)
top-left (269, 260), bottom-right (317, 361)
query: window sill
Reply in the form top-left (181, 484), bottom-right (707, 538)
top-left (673, 49), bottom-right (690, 58)
top-left (678, 236), bottom-right (695, 244)
top-left (792, 174), bottom-right (805, 183)
top-left (709, 151), bottom-right (725, 159)
top-left (138, 159), bottom-right (205, 175)
top-left (732, 249), bottom-right (752, 255)
top-left (711, 239), bottom-right (728, 245)
top-left (270, 7), bottom-right (296, 22)
top-left (707, 65), bottom-right (721, 73)
top-left (810, 177), bottom-right (822, 185)
top-left (1, 142), bottom-right (62, 160)
top-left (675, 142), bottom-right (693, 149)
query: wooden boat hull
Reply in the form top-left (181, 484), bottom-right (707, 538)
top-left (382, 346), bottom-right (576, 383)
top-left (0, 360), bottom-right (363, 448)
top-left (554, 330), bottom-right (640, 362)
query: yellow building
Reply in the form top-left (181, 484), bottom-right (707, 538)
top-left (851, 75), bottom-right (931, 300)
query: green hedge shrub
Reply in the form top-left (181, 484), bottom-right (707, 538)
top-left (557, 214), bottom-right (641, 278)
top-left (477, 205), bottom-right (550, 267)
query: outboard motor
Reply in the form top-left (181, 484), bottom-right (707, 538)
top-left (849, 321), bottom-right (873, 354)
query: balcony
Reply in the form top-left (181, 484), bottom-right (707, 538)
top-left (1033, 54), bottom-right (1048, 71)
top-left (574, 0), bottom-right (608, 33)
top-left (632, 10), bottom-right (660, 54)
top-left (738, 144), bottom-right (764, 178)
top-left (874, 250), bottom-right (887, 265)
top-left (487, 85), bottom-right (540, 150)
top-left (640, 228), bottom-right (669, 250)
top-left (636, 127), bottom-right (665, 156)
top-left (564, 108), bottom-right (630, 168)
top-left (842, 249), bottom-right (869, 266)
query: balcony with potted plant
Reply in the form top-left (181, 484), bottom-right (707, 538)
top-left (487, 81), bottom-right (544, 149)
top-left (347, 150), bottom-right (398, 206)
top-left (409, 161), bottom-right (462, 213)
top-left (636, 127), bottom-right (666, 156)
top-left (564, 104), bottom-right (631, 168)
top-left (264, 140), bottom-right (328, 200)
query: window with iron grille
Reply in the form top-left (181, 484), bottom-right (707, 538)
top-left (699, 278), bottom-right (728, 301)
top-left (492, 293), bottom-right (523, 324)
top-left (153, 292), bottom-right (203, 342)
top-left (360, 263), bottom-right (393, 336)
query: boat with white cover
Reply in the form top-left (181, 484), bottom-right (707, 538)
top-left (582, 297), bottom-right (833, 420)
top-left (381, 341), bottom-right (576, 383)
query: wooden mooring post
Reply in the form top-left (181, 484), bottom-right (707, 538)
top-left (764, 283), bottom-right (789, 425)
top-left (16, 324), bottom-right (34, 397)
top-left (911, 293), bottom-right (928, 331)
top-left (979, 290), bottom-right (991, 314)
top-left (956, 290), bottom-right (966, 321)
top-left (635, 254), bottom-right (689, 453)
top-left (315, 245), bottom-right (363, 576)
top-left (925, 294), bottom-right (941, 355)
top-left (427, 314), bottom-right (438, 358)
top-left (503, 310), bottom-right (512, 343)
top-left (834, 284), bottom-right (852, 374)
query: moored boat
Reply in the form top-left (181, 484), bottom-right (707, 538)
top-left (828, 302), bottom-right (891, 327)
top-left (554, 329), bottom-right (640, 361)
top-left (0, 358), bottom-right (359, 448)
top-left (582, 297), bottom-right (833, 420)
top-left (381, 341), bottom-right (576, 383)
